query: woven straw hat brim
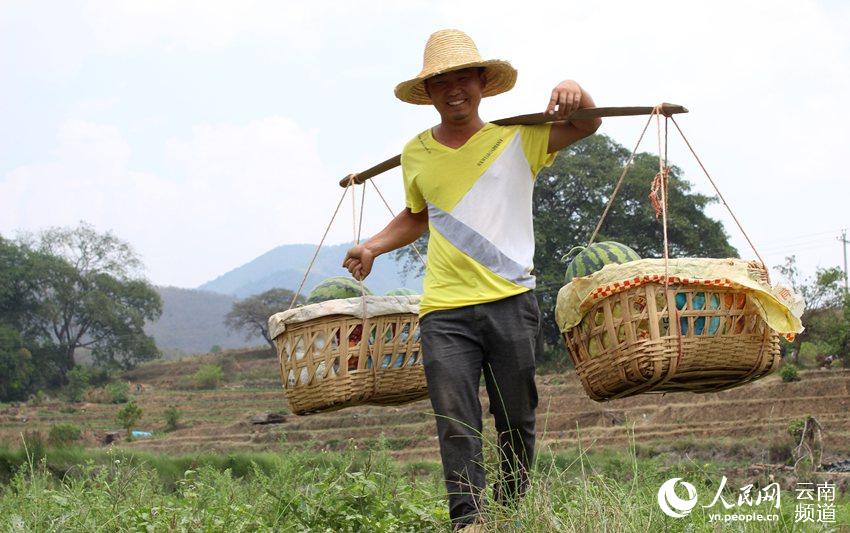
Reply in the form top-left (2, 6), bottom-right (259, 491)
top-left (394, 59), bottom-right (517, 105)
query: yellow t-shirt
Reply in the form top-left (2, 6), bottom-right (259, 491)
top-left (401, 122), bottom-right (556, 317)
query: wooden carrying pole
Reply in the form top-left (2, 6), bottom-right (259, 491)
top-left (339, 103), bottom-right (687, 187)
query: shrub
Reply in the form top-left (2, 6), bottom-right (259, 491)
top-left (193, 364), bottom-right (224, 389)
top-left (780, 364), bottom-right (800, 382)
top-left (48, 423), bottom-right (82, 447)
top-left (84, 381), bottom-right (131, 404)
top-left (105, 381), bottom-right (130, 403)
top-left (116, 401), bottom-right (143, 439)
top-left (210, 345), bottom-right (222, 354)
top-left (164, 407), bottom-right (180, 432)
top-left (787, 418), bottom-right (807, 440)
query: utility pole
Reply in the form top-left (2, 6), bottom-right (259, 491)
top-left (840, 229), bottom-right (849, 294)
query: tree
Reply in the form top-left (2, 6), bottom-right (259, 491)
top-left (225, 288), bottom-right (304, 353)
top-left (22, 222), bottom-right (163, 375)
top-left (116, 400), bottom-right (142, 439)
top-left (395, 135), bottom-right (737, 348)
top-left (532, 135), bottom-right (736, 347)
top-left (774, 255), bottom-right (847, 365)
top-left (0, 325), bottom-right (34, 402)
top-left (0, 237), bottom-right (58, 398)
top-left (0, 236), bottom-right (43, 334)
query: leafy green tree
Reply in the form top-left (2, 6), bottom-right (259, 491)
top-left (395, 135), bottom-right (737, 349)
top-left (0, 236), bottom-right (43, 334)
top-left (0, 238), bottom-right (51, 398)
top-left (0, 325), bottom-right (34, 401)
top-left (116, 400), bottom-right (143, 439)
top-left (22, 222), bottom-right (163, 375)
top-left (531, 135), bottom-right (736, 347)
top-left (775, 255), bottom-right (848, 365)
top-left (225, 288), bottom-right (304, 353)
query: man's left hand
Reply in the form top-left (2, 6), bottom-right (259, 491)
top-left (545, 80), bottom-right (584, 120)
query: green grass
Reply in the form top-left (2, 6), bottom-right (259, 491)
top-left (0, 439), bottom-right (847, 531)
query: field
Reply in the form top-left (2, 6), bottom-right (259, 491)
top-left (1, 348), bottom-right (849, 530)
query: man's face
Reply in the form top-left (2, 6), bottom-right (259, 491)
top-left (424, 67), bottom-right (486, 123)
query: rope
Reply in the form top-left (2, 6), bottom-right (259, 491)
top-left (669, 116), bottom-right (769, 275)
top-left (288, 185), bottom-right (352, 309)
top-left (369, 180), bottom-right (428, 269)
top-left (652, 107), bottom-right (671, 288)
top-left (587, 111), bottom-right (656, 246)
top-left (649, 106), bottom-right (682, 369)
top-left (347, 176), bottom-right (373, 386)
top-left (350, 175), bottom-right (368, 321)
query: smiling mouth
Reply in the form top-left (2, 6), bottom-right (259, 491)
top-left (447, 98), bottom-right (467, 107)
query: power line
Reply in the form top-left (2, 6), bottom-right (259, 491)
top-left (840, 229), bottom-right (849, 294)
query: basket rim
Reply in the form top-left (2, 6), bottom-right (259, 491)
top-left (269, 294), bottom-right (420, 339)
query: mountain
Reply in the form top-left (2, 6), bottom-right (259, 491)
top-left (145, 286), bottom-right (265, 357)
top-left (198, 241), bottom-right (423, 298)
top-left (145, 243), bottom-right (422, 357)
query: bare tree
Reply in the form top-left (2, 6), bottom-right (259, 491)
top-left (225, 288), bottom-right (303, 353)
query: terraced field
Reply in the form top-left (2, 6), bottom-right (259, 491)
top-left (2, 349), bottom-right (849, 465)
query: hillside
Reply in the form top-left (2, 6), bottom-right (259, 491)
top-left (197, 241), bottom-right (423, 298)
top-left (4, 352), bottom-right (849, 471)
top-left (145, 242), bottom-right (423, 355)
top-left (144, 286), bottom-right (264, 356)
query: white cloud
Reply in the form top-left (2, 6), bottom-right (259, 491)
top-left (0, 116), bottom-right (352, 287)
top-left (2, 0), bottom-right (848, 286)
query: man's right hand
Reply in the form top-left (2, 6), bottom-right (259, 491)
top-left (343, 244), bottom-right (376, 281)
top-left (341, 207), bottom-right (428, 282)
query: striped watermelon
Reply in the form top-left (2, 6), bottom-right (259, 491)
top-left (562, 241), bottom-right (641, 284)
top-left (307, 276), bottom-right (371, 304)
top-left (385, 288), bottom-right (417, 296)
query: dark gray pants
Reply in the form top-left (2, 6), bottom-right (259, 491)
top-left (419, 291), bottom-right (541, 528)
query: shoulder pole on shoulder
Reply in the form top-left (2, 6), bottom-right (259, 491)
top-left (338, 103), bottom-right (688, 188)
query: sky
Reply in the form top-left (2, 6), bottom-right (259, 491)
top-left (1, 0), bottom-right (849, 288)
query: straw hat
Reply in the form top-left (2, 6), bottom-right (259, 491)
top-left (394, 29), bottom-right (517, 105)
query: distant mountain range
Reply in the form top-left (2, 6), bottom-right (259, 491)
top-left (198, 241), bottom-right (422, 298)
top-left (146, 242), bottom-right (423, 356)
top-left (145, 286), bottom-right (264, 357)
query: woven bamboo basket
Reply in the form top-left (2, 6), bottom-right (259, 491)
top-left (272, 304), bottom-right (428, 415)
top-left (563, 278), bottom-right (781, 402)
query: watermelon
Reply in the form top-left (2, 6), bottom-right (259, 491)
top-left (385, 288), bottom-right (417, 296)
top-left (562, 242), bottom-right (641, 284)
top-left (677, 292), bottom-right (721, 336)
top-left (306, 276), bottom-right (371, 304)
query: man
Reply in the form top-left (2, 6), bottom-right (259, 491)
top-left (343, 29), bottom-right (600, 529)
